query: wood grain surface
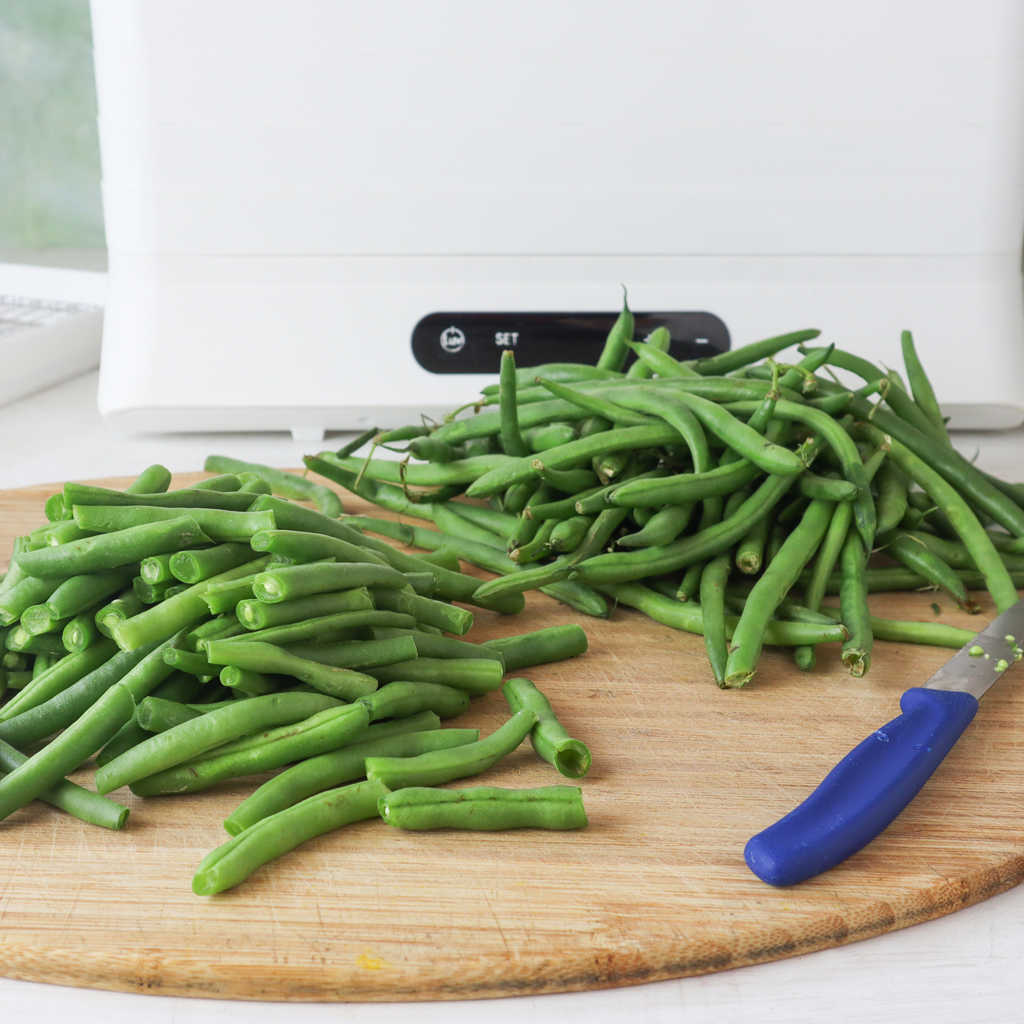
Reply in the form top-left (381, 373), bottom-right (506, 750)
top-left (1, 473), bottom-right (1022, 1003)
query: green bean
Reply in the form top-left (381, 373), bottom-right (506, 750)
top-left (16, 518), bottom-right (212, 580)
top-left (140, 553), bottom-right (176, 585)
top-left (439, 501), bottom-right (518, 540)
top-left (65, 481), bottom-right (255, 512)
top-left (874, 460), bottom-right (909, 534)
top-left (366, 657), bottom-right (504, 696)
top-left (899, 330), bottom-right (951, 447)
top-left (699, 553), bottom-right (733, 686)
top-left (482, 623), bottom-right (588, 671)
top-left (519, 422), bottom-right (576, 453)
top-left (573, 471), bottom-right (800, 586)
top-left (501, 677), bottom-right (590, 777)
top-left (123, 465), bottom-right (172, 495)
top-left (878, 531), bottom-right (978, 613)
top-left (236, 588), bottom-right (374, 631)
top-left (596, 290), bottom-right (634, 371)
top-left (371, 588), bottom-right (473, 636)
top-left (201, 575), bottom-right (258, 614)
top-left (192, 473), bottom-right (242, 492)
top-left (856, 421), bottom-right (1018, 611)
top-left (39, 568), bottom-right (138, 634)
top-left (96, 690), bottom-right (345, 795)
top-left (366, 707), bottom-right (537, 790)
top-left (624, 338), bottom-right (700, 378)
top-left (848, 395), bottom-right (1024, 539)
top-left (194, 778), bottom-right (388, 895)
top-left (250, 563), bottom-right (407, 605)
top-left (0, 638), bottom-right (174, 818)
top-left (167, 543), bottom-right (252, 585)
top-left (616, 504), bottom-right (694, 549)
top-left (60, 609), bottom-right (101, 654)
top-left (205, 640), bottom-right (378, 700)
top-left (465, 424), bottom-right (682, 499)
top-left (19, 603), bottom-right (72, 637)
top-left (216, 608), bottom-right (416, 647)
top-left (598, 581), bottom-right (847, 646)
top-left (497, 349), bottom-right (530, 457)
top-left (735, 514), bottom-right (770, 574)
top-left (204, 456), bottom-right (343, 517)
top-left (536, 378), bottom-right (656, 427)
top-left (97, 671), bottom-right (204, 764)
top-left (332, 428), bottom-right (378, 458)
top-left (836, 530), bottom-right (873, 676)
top-left (509, 518), bottom-right (557, 563)
top-left (319, 451), bottom-right (513, 490)
top-left (6, 629), bottom-right (68, 656)
top-left (0, 575), bottom-right (71, 626)
top-left (533, 462), bottom-right (601, 494)
top-left (548, 515), bottom-right (593, 553)
top-left (432, 503), bottom-right (506, 550)
top-left (0, 735), bottom-right (130, 830)
top-left (723, 499), bottom-right (835, 686)
top-left (95, 588), bottom-right (145, 637)
top-left (137, 695), bottom-right (205, 732)
top-left (133, 575), bottom-right (173, 605)
top-left (380, 784), bottom-right (586, 831)
top-left (691, 329), bottom-right (820, 376)
top-left (113, 557), bottom-right (271, 651)
top-left (609, 460), bottom-right (761, 508)
top-left (357, 680), bottom-right (470, 721)
top-left (236, 472), bottom-right (272, 495)
top-left (818, 605), bottom-right (976, 648)
top-left (0, 643), bottom-right (116, 724)
top-left (281, 636), bottom-right (418, 671)
top-left (796, 472), bottom-right (858, 502)
top-left (625, 325), bottom-right (671, 380)
top-left (223, 713), bottom-right (463, 834)
top-left (131, 704), bottom-right (371, 797)
top-left (72, 505), bottom-right (274, 544)
top-left (163, 647), bottom-right (217, 679)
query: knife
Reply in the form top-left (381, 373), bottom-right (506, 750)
top-left (744, 598), bottom-right (1024, 887)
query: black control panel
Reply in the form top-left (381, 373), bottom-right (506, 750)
top-left (411, 311), bottom-right (730, 374)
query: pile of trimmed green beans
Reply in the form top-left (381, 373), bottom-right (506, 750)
top-left (0, 460), bottom-right (592, 894)
top-left (306, 298), bottom-right (1021, 687)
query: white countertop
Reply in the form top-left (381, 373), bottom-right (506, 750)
top-left (3, 370), bottom-right (1024, 1024)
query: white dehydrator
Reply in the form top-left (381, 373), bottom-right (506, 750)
top-left (91, 0), bottom-right (1024, 438)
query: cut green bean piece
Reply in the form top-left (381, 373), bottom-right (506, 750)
top-left (223, 713), bottom-right (456, 833)
top-left (367, 658), bottom-right (504, 696)
top-left (205, 640), bottom-right (378, 701)
top-left (366, 708), bottom-right (537, 789)
top-left (371, 588), bottom-right (474, 636)
top-left (73, 505), bottom-right (275, 543)
top-left (483, 624), bottom-right (588, 672)
top-left (236, 588), bottom-right (375, 631)
top-left (205, 456), bottom-right (344, 517)
top-left (0, 735), bottom-right (130, 829)
top-left (65, 481), bottom-right (255, 511)
top-left (193, 779), bottom-right (388, 895)
top-left (16, 518), bottom-right (212, 579)
top-left (169, 543), bottom-right (253, 584)
top-left (502, 677), bottom-right (591, 778)
top-left (96, 691), bottom-right (345, 795)
top-left (358, 680), bottom-right (470, 721)
top-left (131, 703), bottom-right (370, 796)
top-left (380, 785), bottom-right (587, 831)
top-left (252, 562), bottom-right (407, 603)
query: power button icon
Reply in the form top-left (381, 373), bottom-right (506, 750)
top-left (440, 326), bottom-right (466, 353)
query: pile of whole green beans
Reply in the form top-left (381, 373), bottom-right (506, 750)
top-left (0, 461), bottom-right (592, 894)
top-left (306, 298), bottom-right (1023, 687)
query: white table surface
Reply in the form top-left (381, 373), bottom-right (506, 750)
top-left (2, 369), bottom-right (1024, 1024)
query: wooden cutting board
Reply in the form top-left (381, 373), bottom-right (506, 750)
top-left (1, 473), bottom-right (1022, 1003)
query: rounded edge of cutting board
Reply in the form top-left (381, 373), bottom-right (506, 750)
top-left (2, 472), bottom-right (1023, 1002)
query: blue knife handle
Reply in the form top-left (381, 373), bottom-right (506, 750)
top-left (744, 687), bottom-right (979, 887)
